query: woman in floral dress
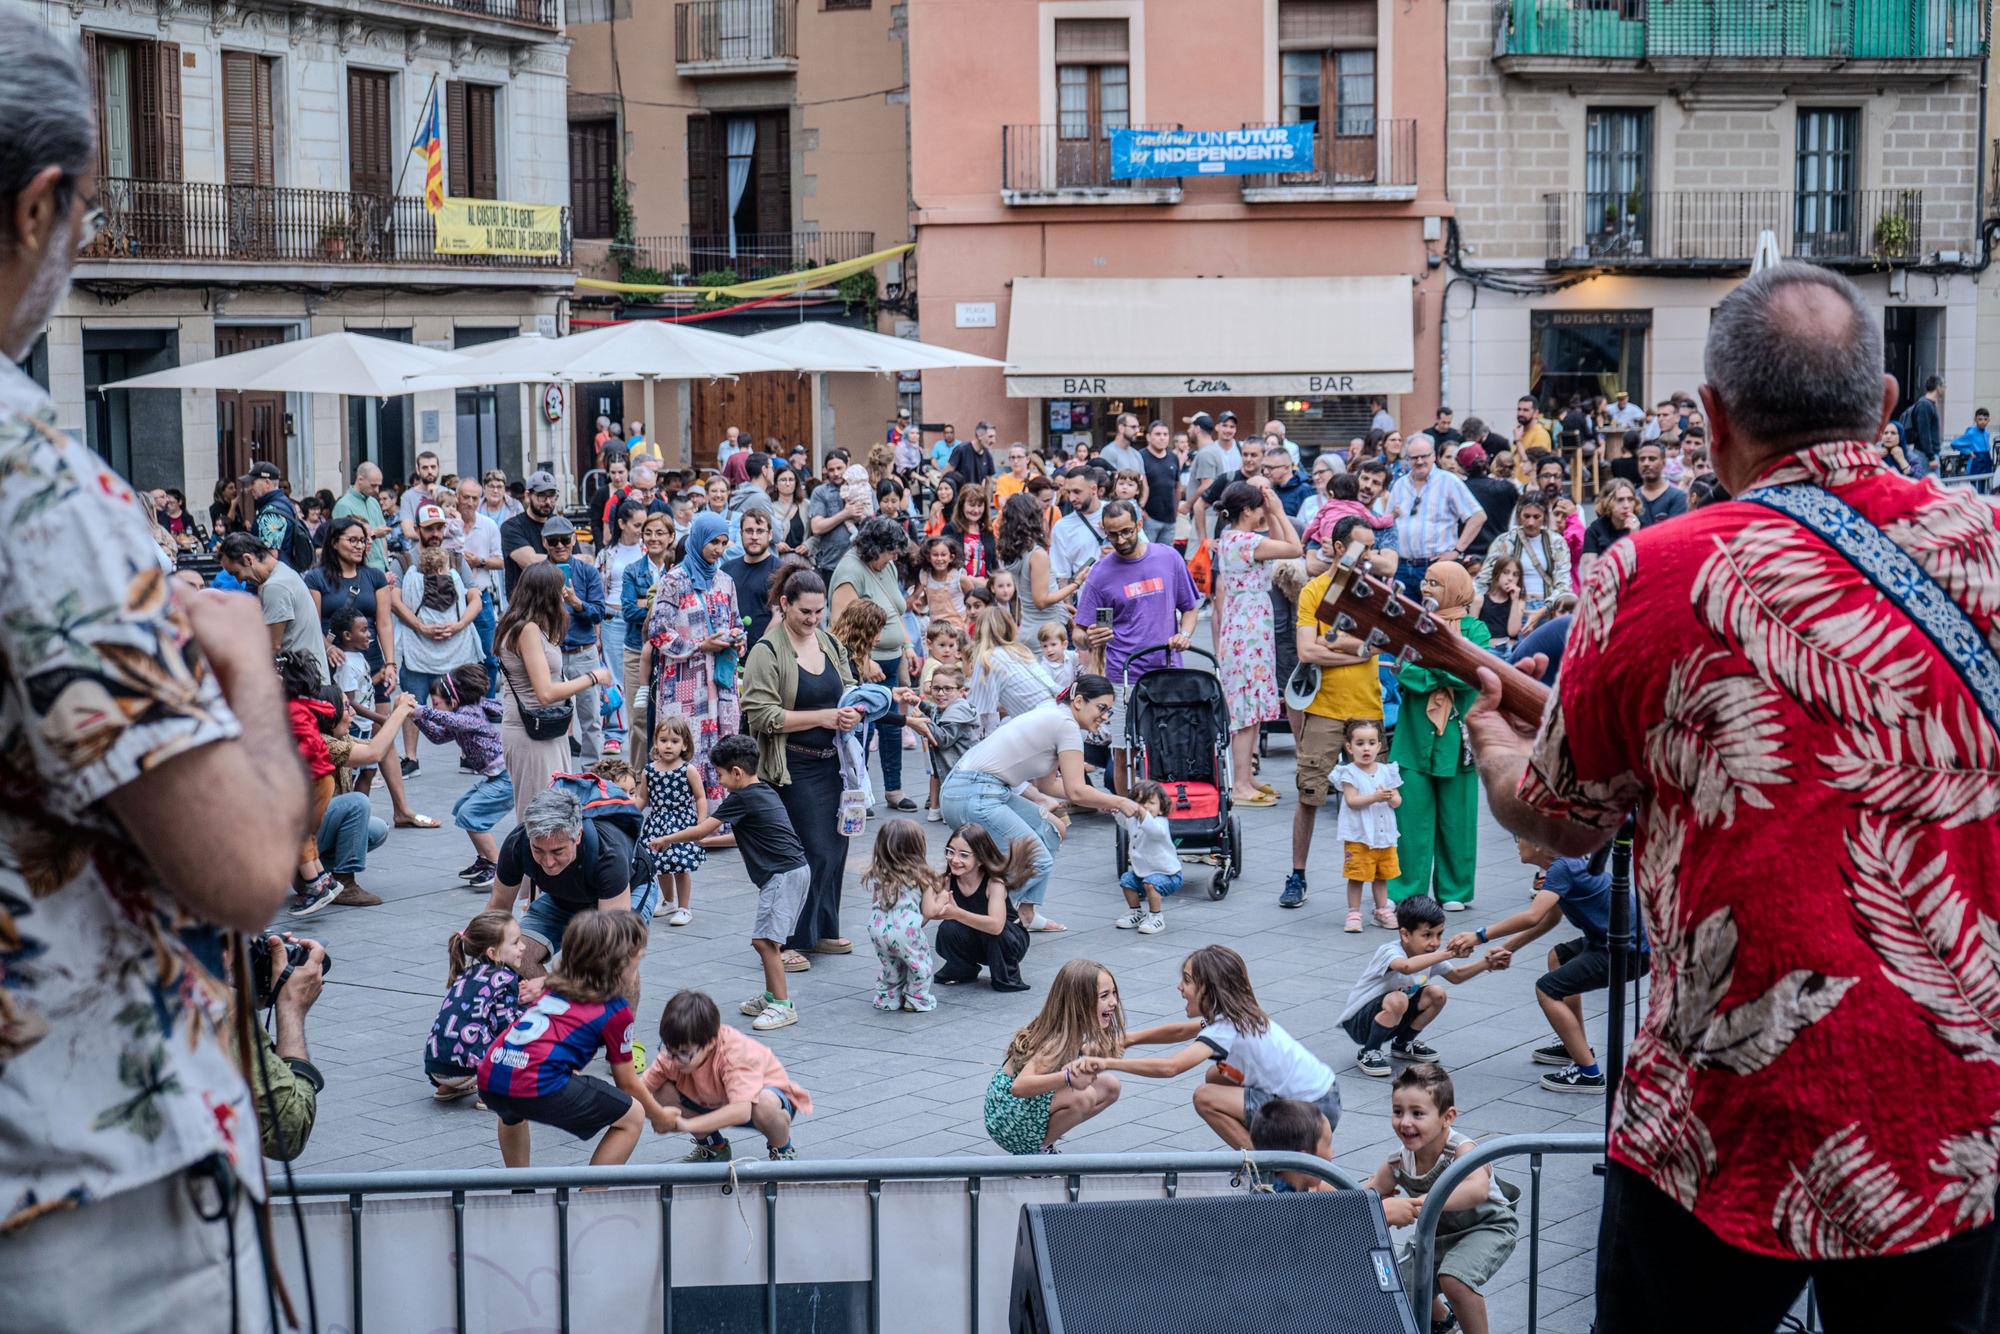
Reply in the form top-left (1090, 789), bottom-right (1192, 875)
top-left (1212, 477), bottom-right (1302, 806)
top-left (645, 512), bottom-right (745, 804)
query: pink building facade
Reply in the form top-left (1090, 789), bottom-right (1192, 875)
top-left (909, 0), bottom-right (1449, 454)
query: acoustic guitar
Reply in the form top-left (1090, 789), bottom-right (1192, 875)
top-left (1312, 539), bottom-right (1552, 730)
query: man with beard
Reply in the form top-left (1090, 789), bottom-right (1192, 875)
top-left (502, 469), bottom-right (560, 598)
top-left (398, 449), bottom-right (443, 540)
top-left (723, 508), bottom-right (778, 646)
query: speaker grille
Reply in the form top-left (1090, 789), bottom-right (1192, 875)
top-left (1025, 1192), bottom-right (1412, 1333)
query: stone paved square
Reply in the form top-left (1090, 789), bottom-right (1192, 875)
top-left (290, 711), bottom-right (1630, 1329)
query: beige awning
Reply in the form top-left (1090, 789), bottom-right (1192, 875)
top-left (1003, 275), bottom-right (1414, 398)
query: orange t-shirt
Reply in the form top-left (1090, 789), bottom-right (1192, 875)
top-left (644, 1025), bottom-right (812, 1116)
top-left (993, 473), bottom-right (1028, 503)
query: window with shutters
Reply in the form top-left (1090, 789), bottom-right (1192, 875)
top-left (221, 52), bottom-right (277, 256)
top-left (1277, 0), bottom-right (1376, 181)
top-left (446, 81), bottom-right (499, 200)
top-left (1054, 18), bottom-right (1129, 189)
top-left (823, 0), bottom-right (871, 8)
top-left (347, 69), bottom-right (394, 198)
top-left (687, 109), bottom-right (789, 267)
top-left (568, 119), bottom-right (616, 239)
top-left (81, 32), bottom-right (182, 255)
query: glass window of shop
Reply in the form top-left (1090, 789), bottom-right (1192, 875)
top-left (1043, 396), bottom-right (1159, 454)
top-left (1272, 395), bottom-right (1377, 461)
top-left (1529, 309), bottom-right (1649, 414)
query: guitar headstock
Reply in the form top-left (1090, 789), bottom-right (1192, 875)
top-left (1314, 538), bottom-right (1553, 729)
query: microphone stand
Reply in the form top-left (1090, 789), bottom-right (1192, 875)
top-left (1587, 812), bottom-right (1637, 1176)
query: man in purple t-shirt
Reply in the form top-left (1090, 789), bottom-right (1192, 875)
top-left (1074, 499), bottom-right (1200, 790)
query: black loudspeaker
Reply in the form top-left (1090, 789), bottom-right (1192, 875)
top-left (1009, 1191), bottom-right (1421, 1334)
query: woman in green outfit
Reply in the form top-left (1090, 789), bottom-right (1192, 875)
top-left (1387, 560), bottom-right (1489, 911)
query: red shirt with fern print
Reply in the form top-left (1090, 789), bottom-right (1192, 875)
top-left (1521, 439), bottom-right (2000, 1260)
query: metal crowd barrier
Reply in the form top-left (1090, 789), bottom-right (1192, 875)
top-left (277, 1150), bottom-right (1362, 1334)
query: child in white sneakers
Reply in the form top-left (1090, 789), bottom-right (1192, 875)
top-left (1114, 779), bottom-right (1182, 935)
top-left (1334, 721), bottom-right (1402, 933)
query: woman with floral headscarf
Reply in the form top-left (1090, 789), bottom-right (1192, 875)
top-left (645, 511), bottom-right (745, 803)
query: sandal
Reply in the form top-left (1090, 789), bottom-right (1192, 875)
top-left (1232, 791), bottom-right (1279, 808)
top-left (781, 950), bottom-right (812, 972)
top-left (395, 813), bottom-right (441, 829)
top-left (1021, 915), bottom-right (1067, 933)
top-left (1344, 910), bottom-right (1364, 933)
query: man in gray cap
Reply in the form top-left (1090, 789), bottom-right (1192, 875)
top-left (502, 469), bottom-right (560, 598)
top-left (541, 514), bottom-right (608, 760)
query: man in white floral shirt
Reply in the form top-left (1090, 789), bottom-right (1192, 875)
top-left (0, 15), bottom-right (309, 1330)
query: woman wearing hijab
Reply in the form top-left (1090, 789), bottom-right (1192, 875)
top-left (645, 510), bottom-right (746, 803)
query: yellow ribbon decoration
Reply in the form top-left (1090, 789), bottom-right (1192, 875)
top-left (577, 242), bottom-right (914, 299)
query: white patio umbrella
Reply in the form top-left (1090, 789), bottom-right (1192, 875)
top-left (103, 330), bottom-right (469, 397)
top-left (401, 320), bottom-right (802, 468)
top-left (742, 324), bottom-right (1007, 463)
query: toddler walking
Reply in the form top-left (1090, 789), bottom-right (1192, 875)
top-left (1113, 778), bottom-right (1182, 935)
top-left (424, 909), bottom-right (541, 1103)
top-left (1334, 721), bottom-right (1402, 933)
top-left (865, 819), bottom-right (947, 1012)
top-left (410, 663), bottom-right (510, 887)
top-left (639, 715), bottom-right (706, 927)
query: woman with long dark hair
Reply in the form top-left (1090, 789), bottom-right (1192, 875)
top-left (830, 517), bottom-right (917, 812)
top-left (495, 562), bottom-right (611, 823)
top-left (1211, 478), bottom-right (1300, 806)
top-left (997, 492), bottom-right (1076, 642)
top-left (769, 465), bottom-right (808, 554)
top-left (932, 824), bottom-right (1036, 991)
top-left (741, 561), bottom-right (861, 966)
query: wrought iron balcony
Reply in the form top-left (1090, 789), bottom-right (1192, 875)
top-left (80, 179), bottom-right (572, 270)
top-left (397, 0), bottom-right (558, 28)
top-left (1498, 0), bottom-right (1986, 63)
top-left (610, 231), bottom-right (877, 282)
top-left (1001, 124), bottom-right (1183, 204)
top-left (1542, 189), bottom-right (1929, 267)
top-left (674, 0), bottom-right (798, 72)
top-left (1239, 119), bottom-right (1417, 199)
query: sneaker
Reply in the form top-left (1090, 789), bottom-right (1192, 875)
top-left (1356, 1048), bottom-right (1392, 1078)
top-left (331, 882), bottom-right (383, 908)
top-left (630, 1041), bottom-right (648, 1077)
top-left (457, 859), bottom-right (486, 880)
top-left (1344, 910), bottom-right (1363, 933)
top-left (666, 907), bottom-right (693, 927)
top-left (458, 760), bottom-right (478, 775)
top-left (1532, 1043), bottom-right (1574, 1066)
top-left (1443, 900), bottom-right (1468, 912)
top-left (684, 1138), bottom-right (733, 1164)
top-left (466, 861), bottom-right (496, 888)
top-left (432, 1075), bottom-right (477, 1103)
top-left (741, 994), bottom-right (774, 1017)
top-left (603, 738), bottom-right (622, 755)
top-left (1279, 871), bottom-right (1307, 909)
top-left (769, 1144), bottom-right (799, 1161)
top-left (287, 874), bottom-right (339, 918)
top-left (925, 807), bottom-right (943, 823)
top-left (1390, 1036), bottom-right (1439, 1061)
top-left (400, 757), bottom-right (420, 778)
top-left (1137, 912), bottom-right (1165, 935)
top-left (753, 1001), bottom-right (799, 1032)
top-left (1371, 906), bottom-right (1398, 929)
top-left (1541, 1064), bottom-right (1607, 1094)
top-left (1114, 907), bottom-right (1146, 930)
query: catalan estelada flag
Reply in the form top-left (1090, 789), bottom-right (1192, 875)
top-left (409, 85), bottom-right (444, 214)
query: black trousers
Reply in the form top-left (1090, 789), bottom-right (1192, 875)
top-left (1596, 1161), bottom-right (2000, 1334)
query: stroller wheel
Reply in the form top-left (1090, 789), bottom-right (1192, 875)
top-left (1208, 870), bottom-right (1230, 900)
top-left (1113, 822), bottom-right (1129, 876)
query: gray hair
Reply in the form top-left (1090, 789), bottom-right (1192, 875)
top-left (0, 14), bottom-right (93, 238)
top-left (1705, 263), bottom-right (1885, 445)
top-left (630, 464), bottom-right (658, 486)
top-left (521, 788), bottom-right (584, 841)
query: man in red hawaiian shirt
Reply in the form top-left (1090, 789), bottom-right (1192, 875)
top-left (1467, 264), bottom-right (2000, 1333)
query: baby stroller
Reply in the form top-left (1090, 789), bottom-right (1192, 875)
top-left (1114, 644), bottom-right (1243, 900)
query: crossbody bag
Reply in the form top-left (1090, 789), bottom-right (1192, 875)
top-left (504, 659), bottom-right (575, 742)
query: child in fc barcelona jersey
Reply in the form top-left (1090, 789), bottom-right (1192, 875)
top-left (477, 909), bottom-right (676, 1167)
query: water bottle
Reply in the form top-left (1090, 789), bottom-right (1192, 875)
top-left (838, 789), bottom-right (868, 837)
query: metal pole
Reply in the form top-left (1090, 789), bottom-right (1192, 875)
top-left (1604, 813), bottom-right (1638, 1105)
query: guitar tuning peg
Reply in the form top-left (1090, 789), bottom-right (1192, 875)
top-left (1349, 578), bottom-right (1375, 601)
top-left (1422, 596), bottom-right (1439, 613)
top-left (1416, 613), bottom-right (1437, 635)
top-left (1394, 646), bottom-right (1423, 669)
top-left (1364, 628), bottom-right (1391, 650)
top-left (1332, 612), bottom-right (1358, 633)
top-left (1380, 596), bottom-right (1405, 619)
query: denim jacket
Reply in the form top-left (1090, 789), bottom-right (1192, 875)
top-left (621, 556), bottom-right (671, 645)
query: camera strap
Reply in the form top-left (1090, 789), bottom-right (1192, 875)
top-left (228, 932), bottom-right (304, 1331)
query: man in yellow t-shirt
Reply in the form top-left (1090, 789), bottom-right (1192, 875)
top-left (1512, 395), bottom-right (1553, 457)
top-left (1280, 517), bottom-right (1390, 909)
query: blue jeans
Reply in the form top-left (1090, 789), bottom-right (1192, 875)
top-left (939, 769), bottom-right (1060, 907)
top-left (1394, 558), bottom-right (1430, 600)
top-left (474, 598), bottom-right (499, 698)
top-left (317, 791), bottom-right (387, 875)
top-left (520, 876), bottom-right (660, 954)
top-left (874, 655), bottom-right (906, 793)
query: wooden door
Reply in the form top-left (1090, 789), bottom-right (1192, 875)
top-left (216, 325), bottom-right (288, 483)
top-left (222, 52), bottom-right (275, 256)
top-left (690, 370), bottom-right (808, 470)
top-left (1056, 61), bottom-right (1127, 187)
top-left (347, 69), bottom-right (396, 259)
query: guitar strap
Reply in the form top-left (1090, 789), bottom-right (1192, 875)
top-left (1739, 483), bottom-right (2000, 738)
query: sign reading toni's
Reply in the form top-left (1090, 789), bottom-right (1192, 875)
top-left (1110, 124), bottom-right (1317, 180)
top-left (434, 200), bottom-right (564, 257)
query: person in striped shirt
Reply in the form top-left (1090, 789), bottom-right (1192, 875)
top-left (1384, 435), bottom-right (1486, 598)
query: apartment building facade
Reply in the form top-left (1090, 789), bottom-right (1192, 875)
top-left (1446, 0), bottom-right (1988, 433)
top-left (564, 0), bottom-right (911, 469)
top-left (23, 0), bottom-right (573, 505)
top-left (907, 0), bottom-right (1449, 456)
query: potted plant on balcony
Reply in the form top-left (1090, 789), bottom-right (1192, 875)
top-left (320, 221), bottom-right (352, 260)
top-left (1872, 206), bottom-right (1912, 263)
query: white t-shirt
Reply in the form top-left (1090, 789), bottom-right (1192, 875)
top-left (955, 702), bottom-right (1083, 788)
top-left (602, 541), bottom-right (646, 611)
top-left (1607, 401), bottom-right (1646, 431)
top-left (1339, 942), bottom-right (1460, 1023)
top-left (333, 654), bottom-right (374, 742)
top-left (1196, 1016), bottom-right (1334, 1100)
top-left (1332, 761), bottom-right (1401, 848)
top-left (1118, 810), bottom-right (1180, 880)
top-left (459, 511), bottom-right (504, 596)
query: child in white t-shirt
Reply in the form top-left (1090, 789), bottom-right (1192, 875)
top-left (1113, 779), bottom-right (1182, 935)
top-left (1333, 721), bottom-right (1402, 933)
top-left (1337, 896), bottom-right (1500, 1079)
top-left (331, 609), bottom-right (378, 776)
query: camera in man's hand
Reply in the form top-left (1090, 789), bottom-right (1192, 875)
top-left (249, 933), bottom-right (332, 1008)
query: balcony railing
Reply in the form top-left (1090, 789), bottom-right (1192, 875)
top-left (1543, 189), bottom-right (1928, 266)
top-left (674, 0), bottom-right (797, 68)
top-left (397, 0), bottom-right (558, 27)
top-left (611, 230), bottom-right (876, 281)
top-left (1001, 124), bottom-right (1183, 201)
top-left (1240, 119), bottom-right (1417, 195)
top-left (82, 179), bottom-right (572, 270)
top-left (1500, 0), bottom-right (1987, 61)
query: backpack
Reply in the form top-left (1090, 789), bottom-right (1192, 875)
top-left (547, 771), bottom-right (644, 842)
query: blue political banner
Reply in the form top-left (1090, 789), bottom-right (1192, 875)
top-left (1109, 124), bottom-right (1317, 179)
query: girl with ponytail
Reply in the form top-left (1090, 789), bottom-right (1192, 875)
top-left (425, 910), bottom-right (541, 1104)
